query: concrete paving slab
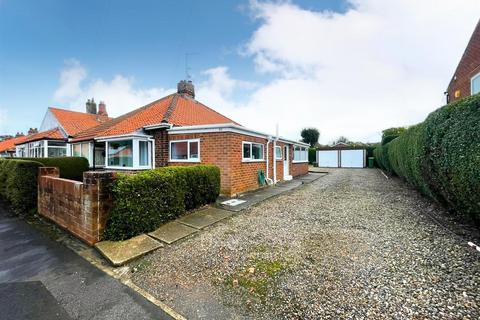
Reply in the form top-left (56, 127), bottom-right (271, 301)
top-left (95, 234), bottom-right (163, 267)
top-left (216, 173), bottom-right (326, 212)
top-left (149, 222), bottom-right (198, 244)
top-left (178, 208), bottom-right (232, 229)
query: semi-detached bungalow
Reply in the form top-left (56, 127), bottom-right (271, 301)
top-left (15, 103), bottom-right (110, 158)
top-left (66, 80), bottom-right (309, 196)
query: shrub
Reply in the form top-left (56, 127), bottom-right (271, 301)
top-left (377, 94), bottom-right (480, 224)
top-left (18, 157), bottom-right (89, 181)
top-left (0, 159), bottom-right (43, 215)
top-left (163, 165), bottom-right (221, 210)
top-left (308, 148), bottom-right (316, 164)
top-left (104, 165), bottom-right (221, 240)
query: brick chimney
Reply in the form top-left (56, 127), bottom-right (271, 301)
top-left (86, 98), bottom-right (97, 114)
top-left (28, 128), bottom-right (38, 135)
top-left (177, 80), bottom-right (195, 99)
top-left (98, 101), bottom-right (108, 117)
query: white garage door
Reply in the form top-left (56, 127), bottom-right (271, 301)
top-left (317, 150), bottom-right (339, 167)
top-left (340, 150), bottom-right (364, 168)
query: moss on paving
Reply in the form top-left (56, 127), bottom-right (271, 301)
top-left (223, 258), bottom-right (289, 302)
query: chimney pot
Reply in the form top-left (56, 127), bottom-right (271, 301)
top-left (98, 101), bottom-right (108, 117)
top-left (86, 98), bottom-right (97, 114)
top-left (177, 80), bottom-right (195, 99)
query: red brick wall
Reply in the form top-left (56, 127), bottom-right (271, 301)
top-left (152, 128), bottom-right (169, 167)
top-left (292, 162), bottom-right (309, 177)
top-left (167, 132), bottom-right (233, 195)
top-left (447, 21), bottom-right (480, 102)
top-left (160, 131), bottom-right (308, 196)
top-left (38, 168), bottom-right (116, 245)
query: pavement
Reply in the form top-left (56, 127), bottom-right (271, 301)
top-left (0, 206), bottom-right (173, 320)
top-left (216, 172), bottom-right (326, 212)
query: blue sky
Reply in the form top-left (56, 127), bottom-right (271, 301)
top-left (0, 0), bottom-right (344, 135)
top-left (1, 0), bottom-right (479, 142)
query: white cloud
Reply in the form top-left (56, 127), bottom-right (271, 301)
top-left (53, 60), bottom-right (174, 117)
top-left (197, 0), bottom-right (480, 143)
top-left (53, 59), bottom-right (86, 102)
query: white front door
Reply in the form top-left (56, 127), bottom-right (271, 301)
top-left (283, 145), bottom-right (290, 179)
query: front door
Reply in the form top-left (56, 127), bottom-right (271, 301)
top-left (283, 145), bottom-right (289, 179)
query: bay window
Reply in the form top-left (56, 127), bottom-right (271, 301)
top-left (170, 139), bottom-right (200, 162)
top-left (103, 137), bottom-right (152, 169)
top-left (242, 142), bottom-right (264, 161)
top-left (108, 140), bottom-right (133, 167)
top-left (293, 145), bottom-right (308, 162)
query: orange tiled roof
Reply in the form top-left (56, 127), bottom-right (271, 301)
top-left (71, 93), bottom-right (238, 141)
top-left (49, 107), bottom-right (110, 136)
top-left (18, 128), bottom-right (65, 144)
top-left (0, 135), bottom-right (29, 153)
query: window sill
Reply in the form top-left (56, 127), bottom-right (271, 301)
top-left (242, 159), bottom-right (265, 163)
top-left (169, 159), bottom-right (201, 163)
top-left (106, 166), bottom-right (151, 170)
top-left (292, 160), bottom-right (308, 163)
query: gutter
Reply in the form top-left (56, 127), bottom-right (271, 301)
top-left (167, 123), bottom-right (309, 147)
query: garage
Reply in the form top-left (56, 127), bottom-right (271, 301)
top-left (317, 147), bottom-right (366, 168)
top-left (340, 149), bottom-right (365, 168)
top-left (317, 150), bottom-right (338, 167)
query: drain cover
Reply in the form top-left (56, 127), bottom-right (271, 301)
top-left (221, 199), bottom-right (246, 206)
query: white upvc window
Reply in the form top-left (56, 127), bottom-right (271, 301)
top-left (275, 146), bottom-right (282, 160)
top-left (242, 141), bottom-right (264, 162)
top-left (471, 72), bottom-right (480, 95)
top-left (104, 137), bottom-right (153, 169)
top-left (169, 139), bottom-right (200, 162)
top-left (27, 140), bottom-right (45, 158)
top-left (72, 142), bottom-right (92, 165)
top-left (293, 145), bottom-right (308, 163)
top-left (47, 140), bottom-right (67, 157)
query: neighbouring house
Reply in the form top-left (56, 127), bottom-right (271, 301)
top-left (446, 19), bottom-right (480, 103)
top-left (15, 100), bottom-right (110, 158)
top-left (69, 80), bottom-right (309, 196)
top-left (0, 135), bottom-right (29, 157)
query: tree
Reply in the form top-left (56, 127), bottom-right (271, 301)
top-left (381, 127), bottom-right (406, 145)
top-left (333, 136), bottom-right (350, 145)
top-left (300, 128), bottom-right (320, 147)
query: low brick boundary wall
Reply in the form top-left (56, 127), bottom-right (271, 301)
top-left (38, 168), bottom-right (116, 245)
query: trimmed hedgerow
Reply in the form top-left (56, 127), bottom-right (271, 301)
top-left (373, 142), bottom-right (392, 173)
top-left (421, 94), bottom-right (480, 222)
top-left (375, 94), bottom-right (480, 224)
top-left (387, 123), bottom-right (432, 197)
top-left (18, 157), bottom-right (88, 181)
top-left (308, 148), bottom-right (316, 165)
top-left (103, 165), bottom-right (221, 241)
top-left (0, 159), bottom-right (43, 215)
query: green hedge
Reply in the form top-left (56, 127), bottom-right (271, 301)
top-left (18, 157), bottom-right (88, 181)
top-left (0, 159), bottom-right (43, 215)
top-left (103, 165), bottom-right (221, 240)
top-left (308, 148), bottom-right (316, 164)
top-left (374, 94), bottom-right (480, 223)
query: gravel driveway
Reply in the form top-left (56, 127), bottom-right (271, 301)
top-left (130, 169), bottom-right (480, 319)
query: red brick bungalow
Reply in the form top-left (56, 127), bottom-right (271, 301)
top-left (70, 81), bottom-right (309, 196)
top-left (15, 104), bottom-right (110, 157)
top-left (446, 19), bottom-right (480, 103)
